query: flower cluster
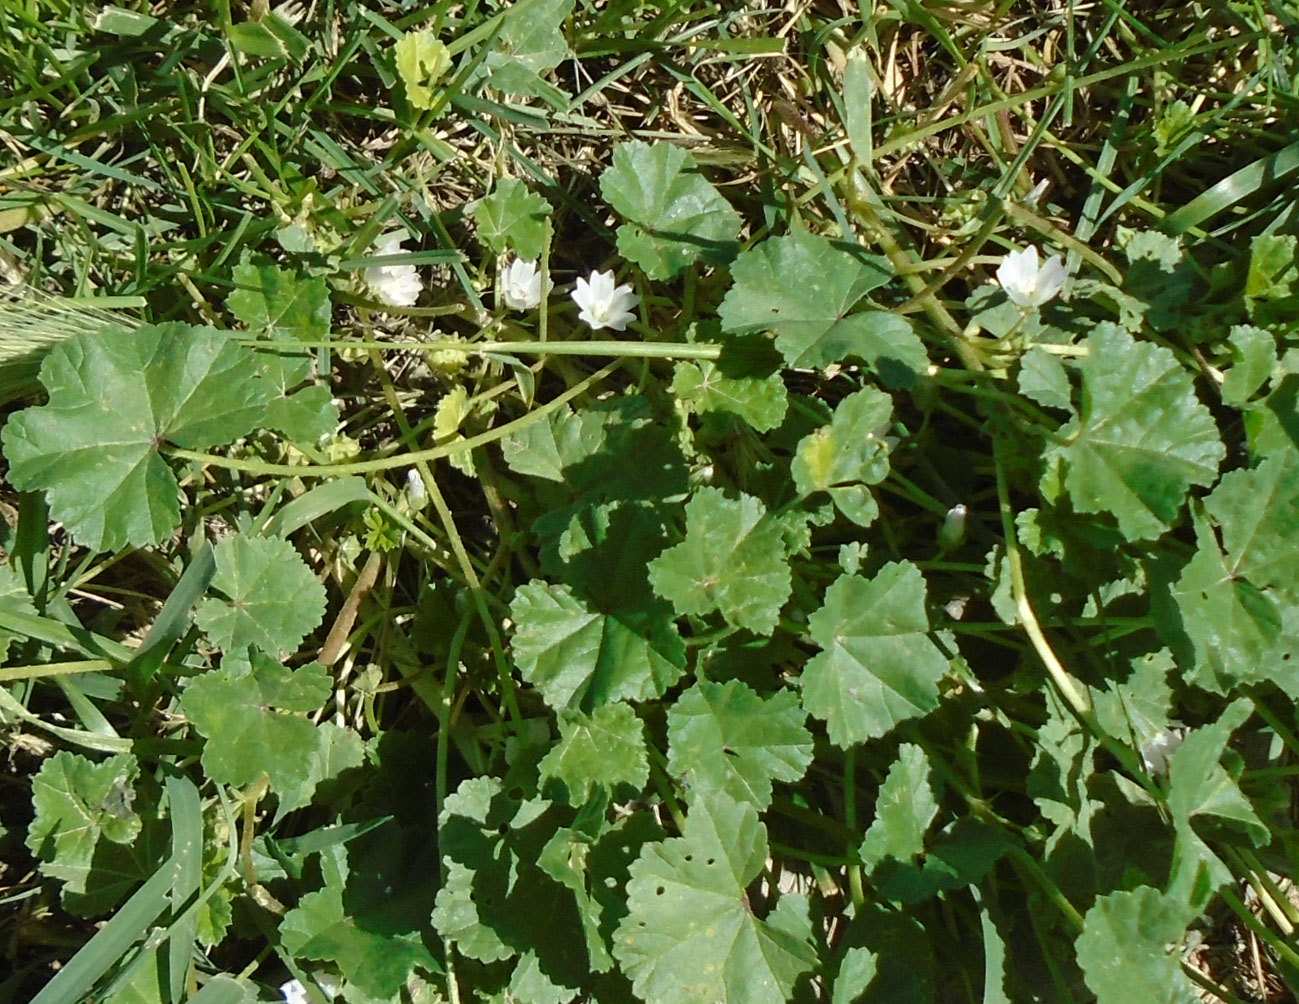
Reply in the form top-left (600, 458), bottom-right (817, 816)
top-left (496, 260), bottom-right (640, 332)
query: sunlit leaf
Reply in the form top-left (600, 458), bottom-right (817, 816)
top-left (613, 794), bottom-right (817, 1004)
top-left (666, 679), bottom-right (813, 810)
top-left (802, 564), bottom-right (948, 747)
top-left (1043, 324), bottom-right (1224, 540)
top-left (600, 140), bottom-right (741, 279)
top-left (717, 231), bottom-right (926, 383)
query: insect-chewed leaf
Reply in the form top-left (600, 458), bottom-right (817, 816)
top-left (666, 679), bottom-right (812, 810)
top-left (613, 793), bottom-right (817, 1004)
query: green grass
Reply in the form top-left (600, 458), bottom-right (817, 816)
top-left (2, 0), bottom-right (1299, 1002)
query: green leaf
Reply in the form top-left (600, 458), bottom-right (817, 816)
top-left (195, 534), bottom-right (327, 658)
top-left (432, 778), bottom-right (612, 989)
top-left (510, 580), bottom-right (686, 711)
top-left (226, 261), bottom-right (337, 441)
top-left (472, 178), bottom-right (553, 260)
top-left (859, 744), bottom-right (938, 869)
top-left (2, 324), bottom-right (279, 551)
top-left (671, 360), bottom-right (787, 432)
top-left (25, 751), bottom-right (140, 897)
top-left (1075, 887), bottom-right (1197, 1004)
top-left (599, 140), bottom-right (741, 279)
top-left (1170, 513), bottom-right (1288, 693)
top-left (394, 29), bottom-right (451, 110)
top-left (182, 655), bottom-right (363, 813)
top-left (1246, 233), bottom-right (1298, 301)
top-left (802, 564), bottom-right (948, 747)
top-left (649, 488), bottom-right (793, 636)
top-left (281, 843), bottom-right (439, 999)
top-left (613, 793), bottom-right (817, 1004)
top-left (833, 948), bottom-right (879, 1004)
top-left (1017, 346), bottom-right (1073, 411)
top-left (228, 260), bottom-right (331, 343)
top-left (1042, 324), bottom-right (1224, 540)
top-left (1166, 699), bottom-right (1267, 902)
top-left (792, 387), bottom-right (893, 526)
top-left (717, 232), bottom-right (926, 383)
top-left (1221, 325), bottom-right (1277, 406)
top-left (539, 703), bottom-right (650, 805)
top-left (1089, 649), bottom-right (1176, 756)
top-left (666, 679), bottom-right (813, 810)
top-left (1203, 448), bottom-right (1299, 599)
top-left (501, 399), bottom-right (688, 548)
top-left (483, 0), bottom-right (574, 101)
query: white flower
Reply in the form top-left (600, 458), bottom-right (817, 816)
top-left (500, 258), bottom-right (544, 311)
top-left (405, 468), bottom-right (428, 508)
top-left (364, 232), bottom-right (423, 307)
top-left (571, 269), bottom-right (639, 331)
top-left (280, 980), bottom-right (309, 1004)
top-left (996, 245), bottom-right (1067, 308)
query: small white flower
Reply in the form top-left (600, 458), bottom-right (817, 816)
top-left (571, 269), bottom-right (639, 331)
top-left (500, 258), bottom-right (544, 311)
top-left (364, 232), bottom-right (423, 307)
top-left (280, 980), bottom-right (309, 1004)
top-left (405, 468), bottom-right (428, 508)
top-left (996, 245), bottom-right (1067, 308)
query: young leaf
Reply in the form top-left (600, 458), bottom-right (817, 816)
top-left (648, 488), bottom-right (793, 636)
top-left (1220, 325), bottom-right (1276, 406)
top-left (25, 751), bottom-right (140, 898)
top-left (667, 679), bottom-right (813, 810)
top-left (472, 178), bottom-right (553, 260)
top-left (671, 360), bottom-right (787, 432)
top-left (717, 232), bottom-right (926, 384)
top-left (182, 655), bottom-right (362, 813)
top-left (1042, 324), bottom-right (1224, 541)
top-left (539, 703), bottom-right (650, 805)
top-left (599, 140), bottom-right (741, 279)
top-left (2, 323), bottom-right (279, 551)
top-left (613, 793), bottom-right (817, 1004)
top-left (858, 743), bottom-right (938, 869)
top-left (228, 260), bottom-right (331, 343)
top-left (792, 387), bottom-right (893, 526)
top-left (802, 564), bottom-right (948, 747)
top-left (509, 580), bottom-right (686, 711)
top-left (194, 534), bottom-right (327, 658)
top-left (394, 29), bottom-right (451, 110)
top-left (1075, 887), bottom-right (1197, 1004)
top-left (483, 0), bottom-right (574, 101)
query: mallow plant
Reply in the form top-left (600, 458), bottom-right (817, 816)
top-left (6, 133), bottom-right (1299, 1004)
